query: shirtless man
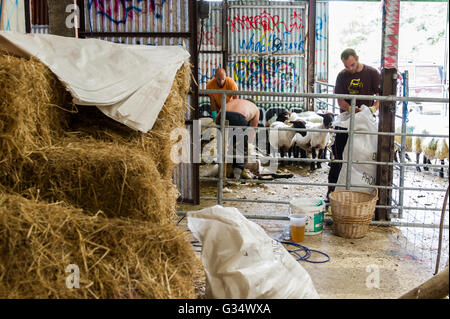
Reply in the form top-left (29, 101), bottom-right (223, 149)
top-left (216, 98), bottom-right (260, 178)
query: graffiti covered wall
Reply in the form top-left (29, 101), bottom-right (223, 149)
top-left (227, 3), bottom-right (306, 106)
top-left (0, 0), bottom-right (26, 32)
top-left (229, 56), bottom-right (299, 93)
top-left (196, 0), bottom-right (329, 120)
top-left (198, 1), bottom-right (329, 114)
top-left (86, 0), bottom-right (190, 45)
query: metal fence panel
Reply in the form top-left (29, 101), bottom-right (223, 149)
top-left (31, 24), bottom-right (50, 33)
top-left (316, 0), bottom-right (328, 82)
top-left (0, 0), bottom-right (26, 32)
top-left (198, 2), bottom-right (223, 52)
top-left (199, 53), bottom-right (224, 89)
top-left (228, 2), bottom-right (307, 56)
top-left (85, 0), bottom-right (190, 34)
top-left (228, 54), bottom-right (305, 103)
top-left (227, 1), bottom-right (307, 107)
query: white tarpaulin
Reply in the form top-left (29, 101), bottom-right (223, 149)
top-left (187, 205), bottom-right (319, 299)
top-left (0, 31), bottom-right (190, 132)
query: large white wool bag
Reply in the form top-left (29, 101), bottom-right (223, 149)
top-left (187, 205), bottom-right (319, 299)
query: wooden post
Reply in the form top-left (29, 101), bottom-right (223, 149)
top-left (306, 0), bottom-right (316, 111)
top-left (376, 0), bottom-right (400, 221)
top-left (376, 69), bottom-right (396, 221)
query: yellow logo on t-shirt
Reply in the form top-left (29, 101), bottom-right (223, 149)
top-left (348, 78), bottom-right (363, 94)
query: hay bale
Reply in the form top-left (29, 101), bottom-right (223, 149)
top-left (1, 141), bottom-right (178, 223)
top-left (0, 53), bottom-right (191, 220)
top-left (0, 192), bottom-right (201, 298)
top-left (66, 63), bottom-right (192, 180)
top-left (1, 53), bottom-right (191, 181)
top-left (0, 54), bottom-right (73, 161)
top-left (0, 52), bottom-right (203, 299)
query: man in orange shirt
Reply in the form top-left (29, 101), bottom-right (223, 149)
top-left (206, 68), bottom-right (238, 121)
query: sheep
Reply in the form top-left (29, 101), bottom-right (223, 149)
top-left (268, 118), bottom-right (307, 166)
top-left (265, 107), bottom-right (289, 127)
top-left (394, 125), bottom-right (448, 178)
top-left (292, 113), bottom-right (335, 171)
top-left (289, 111), bottom-right (325, 124)
top-left (394, 128), bottom-right (431, 172)
top-left (422, 137), bottom-right (449, 178)
top-left (394, 125), bottom-right (414, 163)
top-left (265, 110), bottom-right (290, 156)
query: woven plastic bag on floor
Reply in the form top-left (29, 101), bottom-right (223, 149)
top-left (187, 205), bottom-right (319, 299)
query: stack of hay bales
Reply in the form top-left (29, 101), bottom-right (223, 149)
top-left (0, 53), bottom-right (202, 298)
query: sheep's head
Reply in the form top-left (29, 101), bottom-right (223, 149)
top-left (290, 120), bottom-right (307, 136)
top-left (276, 110), bottom-right (290, 122)
top-left (318, 113), bottom-right (335, 129)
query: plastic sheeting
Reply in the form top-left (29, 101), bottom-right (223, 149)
top-left (0, 31), bottom-right (190, 132)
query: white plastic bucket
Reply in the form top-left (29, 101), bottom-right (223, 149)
top-left (289, 198), bottom-right (325, 235)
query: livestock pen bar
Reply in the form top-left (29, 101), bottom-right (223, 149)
top-left (187, 89), bottom-right (449, 229)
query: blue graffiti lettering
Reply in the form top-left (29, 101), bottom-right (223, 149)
top-left (239, 32), bottom-right (304, 54)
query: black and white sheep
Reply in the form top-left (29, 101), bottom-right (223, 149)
top-left (268, 117), bottom-right (307, 166)
top-left (291, 113), bottom-right (335, 171)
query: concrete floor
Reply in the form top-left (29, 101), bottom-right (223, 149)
top-left (177, 164), bottom-right (443, 299)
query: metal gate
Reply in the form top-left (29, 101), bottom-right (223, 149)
top-left (195, 88), bottom-right (449, 223)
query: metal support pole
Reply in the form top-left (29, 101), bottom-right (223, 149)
top-left (217, 93), bottom-right (227, 205)
top-left (188, 0), bottom-right (200, 205)
top-left (332, 95), bottom-right (336, 115)
top-left (444, 5), bottom-right (449, 118)
top-left (223, 0), bottom-right (229, 72)
top-left (398, 71), bottom-right (409, 219)
top-left (24, 0), bottom-right (31, 33)
top-left (345, 97), bottom-right (356, 190)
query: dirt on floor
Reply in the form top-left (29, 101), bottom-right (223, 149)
top-left (177, 162), bottom-right (448, 299)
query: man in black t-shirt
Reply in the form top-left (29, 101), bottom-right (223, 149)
top-left (327, 48), bottom-right (381, 199)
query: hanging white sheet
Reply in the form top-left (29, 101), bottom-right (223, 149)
top-left (0, 31), bottom-right (190, 132)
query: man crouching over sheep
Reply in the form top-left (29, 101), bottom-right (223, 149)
top-left (216, 98), bottom-right (260, 179)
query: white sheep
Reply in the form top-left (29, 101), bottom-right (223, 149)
top-left (291, 113), bottom-right (334, 171)
top-left (268, 119), bottom-right (307, 166)
top-left (295, 111), bottom-right (323, 124)
top-left (422, 137), bottom-right (449, 178)
top-left (394, 125), bottom-right (414, 163)
top-left (394, 123), bottom-right (448, 177)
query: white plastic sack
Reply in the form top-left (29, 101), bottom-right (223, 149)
top-left (0, 31), bottom-right (190, 133)
top-left (336, 106), bottom-right (378, 193)
top-left (187, 205), bottom-right (319, 299)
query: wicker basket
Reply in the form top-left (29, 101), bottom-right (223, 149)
top-left (329, 189), bottom-right (378, 239)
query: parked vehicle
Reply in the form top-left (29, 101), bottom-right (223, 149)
top-left (398, 62), bottom-right (447, 115)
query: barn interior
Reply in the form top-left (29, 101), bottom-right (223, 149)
top-left (0, 0), bottom-right (448, 302)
